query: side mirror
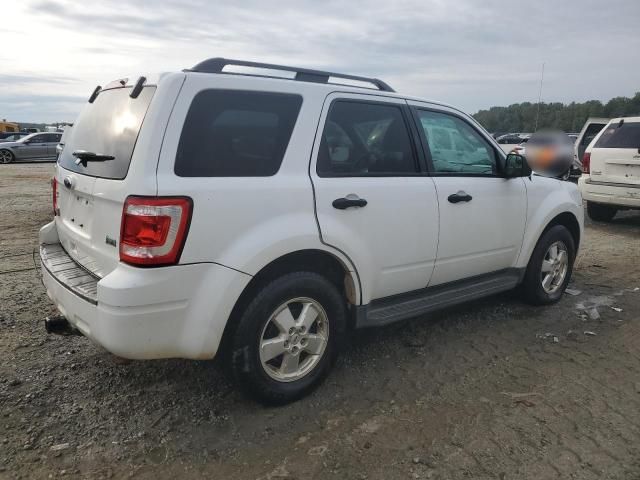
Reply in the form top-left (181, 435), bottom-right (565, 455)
top-left (503, 153), bottom-right (531, 178)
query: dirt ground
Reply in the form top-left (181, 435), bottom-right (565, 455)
top-left (1, 163), bottom-right (639, 480)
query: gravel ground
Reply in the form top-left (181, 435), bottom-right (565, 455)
top-left (1, 163), bottom-right (639, 480)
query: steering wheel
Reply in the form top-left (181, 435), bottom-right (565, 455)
top-left (354, 151), bottom-right (382, 172)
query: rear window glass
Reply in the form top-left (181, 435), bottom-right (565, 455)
top-left (58, 87), bottom-right (155, 179)
top-left (581, 123), bottom-right (606, 147)
top-left (175, 90), bottom-right (302, 177)
top-left (594, 121), bottom-right (640, 149)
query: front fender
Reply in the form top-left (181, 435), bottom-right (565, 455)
top-left (0, 145), bottom-right (18, 159)
top-left (516, 178), bottom-right (584, 269)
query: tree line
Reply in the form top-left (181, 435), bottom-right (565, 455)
top-left (473, 92), bottom-right (640, 133)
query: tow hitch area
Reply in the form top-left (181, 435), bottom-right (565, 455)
top-left (44, 315), bottom-right (82, 336)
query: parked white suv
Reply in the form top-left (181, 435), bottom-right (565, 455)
top-left (579, 117), bottom-right (640, 221)
top-left (40, 58), bottom-right (583, 404)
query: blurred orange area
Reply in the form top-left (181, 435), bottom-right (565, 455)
top-left (529, 146), bottom-right (555, 170)
top-left (538, 147), bottom-right (555, 167)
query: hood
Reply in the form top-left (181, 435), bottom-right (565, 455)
top-left (0, 140), bottom-right (23, 148)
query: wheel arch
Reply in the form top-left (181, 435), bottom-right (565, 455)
top-left (542, 211), bottom-right (581, 251)
top-left (219, 249), bottom-right (359, 354)
top-left (519, 211), bottom-right (580, 305)
top-left (517, 197), bottom-right (583, 271)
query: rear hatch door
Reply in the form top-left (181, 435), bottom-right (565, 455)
top-left (55, 84), bottom-right (156, 277)
top-left (575, 118), bottom-right (609, 166)
top-left (590, 119), bottom-right (640, 185)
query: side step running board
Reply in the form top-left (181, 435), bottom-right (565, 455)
top-left (356, 269), bottom-right (523, 328)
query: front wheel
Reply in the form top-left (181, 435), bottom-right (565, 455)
top-left (587, 201), bottom-right (617, 222)
top-left (0, 149), bottom-right (14, 164)
top-left (227, 272), bottom-right (347, 405)
top-left (521, 225), bottom-right (575, 305)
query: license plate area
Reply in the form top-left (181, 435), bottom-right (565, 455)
top-left (60, 191), bottom-right (94, 237)
top-left (606, 163), bottom-right (640, 184)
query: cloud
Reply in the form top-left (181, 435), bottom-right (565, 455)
top-left (0, 93), bottom-right (86, 123)
top-left (0, 74), bottom-right (77, 85)
top-left (2, 0), bottom-right (639, 122)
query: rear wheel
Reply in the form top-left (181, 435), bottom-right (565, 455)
top-left (0, 149), bottom-right (14, 164)
top-left (521, 225), bottom-right (575, 305)
top-left (587, 201), bottom-right (617, 222)
top-left (227, 272), bottom-right (346, 405)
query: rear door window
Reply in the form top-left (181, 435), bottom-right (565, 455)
top-left (57, 87), bottom-right (155, 179)
top-left (594, 121), bottom-right (640, 149)
top-left (316, 100), bottom-right (418, 176)
top-left (175, 90), bottom-right (302, 177)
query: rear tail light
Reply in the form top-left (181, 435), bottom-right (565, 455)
top-left (119, 196), bottom-right (192, 266)
top-left (51, 177), bottom-right (58, 216)
top-left (582, 152), bottom-right (591, 174)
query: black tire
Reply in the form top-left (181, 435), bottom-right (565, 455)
top-left (0, 149), bottom-right (15, 164)
top-left (521, 225), bottom-right (575, 305)
top-left (587, 201), bottom-right (617, 222)
top-left (227, 272), bottom-right (347, 405)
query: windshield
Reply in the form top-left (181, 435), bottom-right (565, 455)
top-left (17, 133), bottom-right (38, 143)
top-left (57, 86), bottom-right (155, 179)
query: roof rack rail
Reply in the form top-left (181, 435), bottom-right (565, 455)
top-left (186, 57), bottom-right (395, 92)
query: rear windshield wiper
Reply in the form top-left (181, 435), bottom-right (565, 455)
top-left (72, 150), bottom-right (115, 167)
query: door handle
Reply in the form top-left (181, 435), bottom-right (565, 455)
top-left (332, 196), bottom-right (368, 209)
top-left (447, 191), bottom-right (472, 203)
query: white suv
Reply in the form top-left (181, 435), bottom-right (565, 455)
top-left (40, 58), bottom-right (583, 404)
top-left (579, 116), bottom-right (640, 221)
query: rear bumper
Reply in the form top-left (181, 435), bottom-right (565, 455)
top-left (40, 222), bottom-right (252, 360)
top-left (579, 176), bottom-right (640, 209)
top-left (41, 243), bottom-right (98, 304)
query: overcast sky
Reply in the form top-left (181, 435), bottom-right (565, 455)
top-left (2, 0), bottom-right (639, 123)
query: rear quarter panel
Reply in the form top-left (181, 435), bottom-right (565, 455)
top-left (156, 74), bottom-right (361, 300)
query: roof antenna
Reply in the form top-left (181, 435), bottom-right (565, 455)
top-left (534, 62), bottom-right (545, 132)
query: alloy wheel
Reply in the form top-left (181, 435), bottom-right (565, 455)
top-left (259, 297), bottom-right (329, 382)
top-left (0, 150), bottom-right (13, 164)
top-left (540, 240), bottom-right (569, 294)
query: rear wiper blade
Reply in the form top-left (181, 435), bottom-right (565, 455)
top-left (72, 150), bottom-right (115, 166)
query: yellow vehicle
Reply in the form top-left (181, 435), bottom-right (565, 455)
top-left (0, 120), bottom-right (20, 133)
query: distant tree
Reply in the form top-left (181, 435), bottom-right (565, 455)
top-left (473, 93), bottom-right (640, 133)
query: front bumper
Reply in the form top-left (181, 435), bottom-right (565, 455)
top-left (40, 222), bottom-right (251, 360)
top-left (579, 176), bottom-right (640, 209)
